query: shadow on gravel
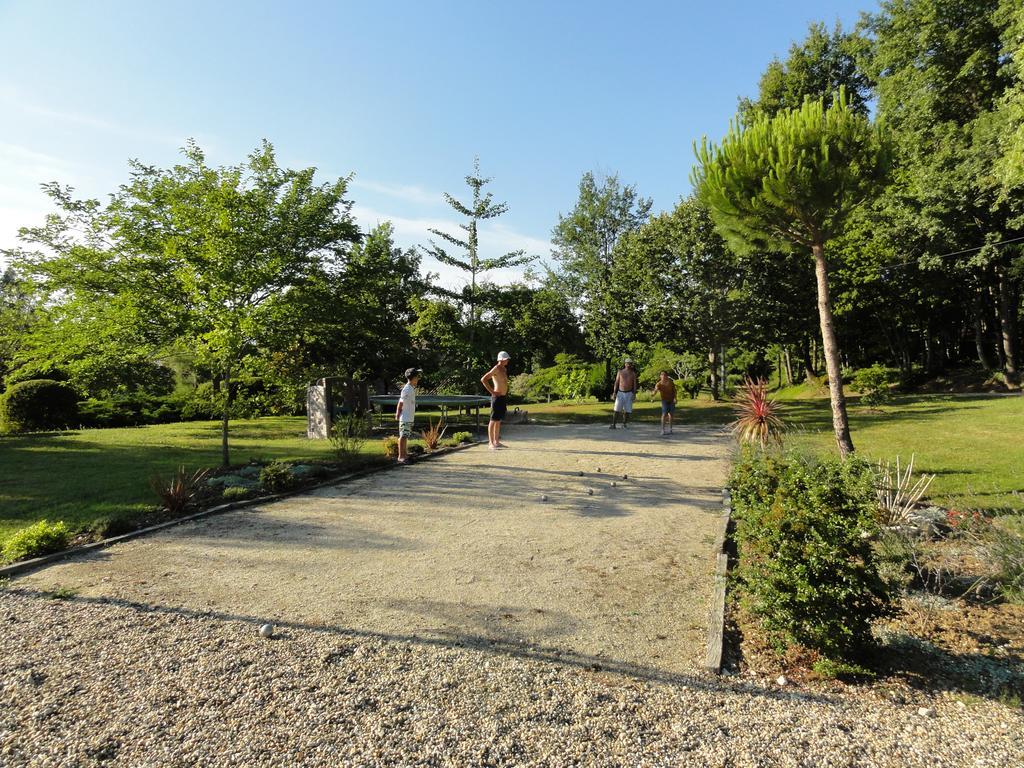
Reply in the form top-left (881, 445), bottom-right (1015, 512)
top-left (8, 587), bottom-right (834, 706)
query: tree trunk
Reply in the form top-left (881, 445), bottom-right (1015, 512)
top-left (812, 244), bottom-right (855, 457)
top-left (800, 338), bottom-right (816, 382)
top-left (221, 363), bottom-right (232, 468)
top-left (996, 268), bottom-right (1020, 389)
top-left (708, 348), bottom-right (720, 401)
top-left (972, 310), bottom-right (995, 369)
top-left (604, 358), bottom-right (613, 401)
top-left (783, 348), bottom-right (794, 385)
top-left (777, 352), bottom-right (783, 389)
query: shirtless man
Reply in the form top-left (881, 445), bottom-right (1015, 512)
top-left (610, 357), bottom-right (638, 429)
top-left (480, 351), bottom-right (511, 449)
top-left (653, 369), bottom-right (677, 436)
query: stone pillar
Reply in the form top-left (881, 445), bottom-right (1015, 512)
top-left (306, 379), bottom-right (331, 439)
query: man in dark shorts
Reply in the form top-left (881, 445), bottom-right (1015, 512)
top-left (480, 351), bottom-right (511, 449)
top-left (653, 369), bottom-right (677, 436)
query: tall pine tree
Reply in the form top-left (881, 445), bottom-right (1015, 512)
top-left (422, 158), bottom-right (534, 370)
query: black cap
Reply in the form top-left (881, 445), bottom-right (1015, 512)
top-left (404, 367), bottom-right (422, 380)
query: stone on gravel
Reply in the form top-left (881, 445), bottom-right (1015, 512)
top-left (259, 623), bottom-right (274, 638)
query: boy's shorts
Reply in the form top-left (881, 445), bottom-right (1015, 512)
top-left (398, 421), bottom-right (415, 438)
top-left (661, 400), bottom-right (676, 415)
top-left (613, 391), bottom-right (635, 413)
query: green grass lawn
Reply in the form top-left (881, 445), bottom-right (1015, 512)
top-left (2, 392), bottom-right (1020, 548)
top-left (0, 417), bottom-right (395, 544)
top-left (528, 392), bottom-right (1024, 513)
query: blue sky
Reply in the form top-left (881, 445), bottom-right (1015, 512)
top-left (0, 0), bottom-right (867, 286)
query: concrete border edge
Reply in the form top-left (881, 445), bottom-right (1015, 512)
top-left (704, 487), bottom-right (732, 674)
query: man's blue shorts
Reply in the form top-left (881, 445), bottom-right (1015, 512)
top-left (660, 400), bottom-right (676, 415)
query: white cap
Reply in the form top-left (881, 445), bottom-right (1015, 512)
top-left (497, 351), bottom-right (511, 361)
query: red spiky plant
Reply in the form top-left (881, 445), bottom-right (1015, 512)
top-left (149, 465), bottom-right (210, 514)
top-left (419, 418), bottom-right (448, 450)
top-left (730, 377), bottom-right (785, 449)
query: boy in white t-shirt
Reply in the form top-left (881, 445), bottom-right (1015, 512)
top-left (395, 367), bottom-right (420, 465)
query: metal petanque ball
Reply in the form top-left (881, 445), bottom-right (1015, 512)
top-left (259, 623), bottom-right (275, 638)
top-left (622, 474), bottom-right (628, 480)
top-left (587, 488), bottom-right (594, 496)
top-left (577, 471), bottom-right (584, 477)
top-left (611, 481), bottom-right (618, 488)
top-left (541, 494), bottom-right (548, 502)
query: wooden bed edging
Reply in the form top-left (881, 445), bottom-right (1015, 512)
top-left (0, 441), bottom-right (482, 580)
top-left (704, 487), bottom-right (732, 674)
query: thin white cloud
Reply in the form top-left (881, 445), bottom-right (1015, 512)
top-left (0, 86), bottom-right (186, 148)
top-left (351, 204), bottom-right (553, 289)
top-left (350, 178), bottom-right (442, 206)
top-left (0, 142), bottom-right (84, 265)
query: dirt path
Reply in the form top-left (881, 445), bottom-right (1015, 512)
top-left (14, 423), bottom-right (730, 675)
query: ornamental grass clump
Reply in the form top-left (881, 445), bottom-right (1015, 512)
top-left (730, 378), bottom-right (785, 449)
top-left (149, 466), bottom-right (210, 515)
top-left (382, 436), bottom-right (400, 459)
top-left (329, 413), bottom-right (368, 458)
top-left (729, 449), bottom-right (894, 660)
top-left (420, 419), bottom-right (447, 450)
top-left (874, 454), bottom-right (935, 526)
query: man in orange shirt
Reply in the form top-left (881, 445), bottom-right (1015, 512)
top-left (653, 370), bottom-right (677, 436)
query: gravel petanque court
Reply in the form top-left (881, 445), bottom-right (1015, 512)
top-left (9, 424), bottom-right (730, 676)
top-left (4, 424), bottom-right (1022, 767)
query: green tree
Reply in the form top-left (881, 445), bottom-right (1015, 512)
top-left (862, 0), bottom-right (1021, 387)
top-left (409, 297), bottom-right (469, 391)
top-left (694, 91), bottom-right (892, 456)
top-left (485, 280), bottom-right (585, 372)
top-left (11, 141), bottom-right (361, 465)
top-left (422, 158), bottom-right (534, 367)
top-left (994, 0), bottom-right (1024, 189)
top-left (552, 172), bottom-right (652, 396)
top-left (259, 221), bottom-right (424, 408)
top-left (740, 21), bottom-right (872, 120)
top-left (0, 267), bottom-right (37, 383)
top-left (611, 197), bottom-right (744, 399)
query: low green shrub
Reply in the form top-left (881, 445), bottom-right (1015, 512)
top-left (382, 436), bottom-right (400, 459)
top-left (812, 657), bottom-right (875, 681)
top-left (77, 392), bottom-right (181, 428)
top-left (0, 379), bottom-right (80, 433)
top-left (222, 486), bottom-right (255, 502)
top-left (90, 513), bottom-right (137, 538)
top-left (329, 413), bottom-right (368, 458)
top-left (450, 431), bottom-right (473, 444)
top-left (990, 530), bottom-right (1024, 604)
top-left (259, 461), bottom-right (296, 492)
top-left (408, 443), bottom-right (425, 456)
top-left (2, 520), bottom-right (72, 562)
top-left (852, 364), bottom-right (900, 407)
top-left (179, 382), bottom-right (225, 421)
top-left (873, 529), bottom-right (918, 594)
top-left (730, 449), bottom-right (894, 659)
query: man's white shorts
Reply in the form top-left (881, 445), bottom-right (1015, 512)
top-left (613, 391), bottom-right (635, 413)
